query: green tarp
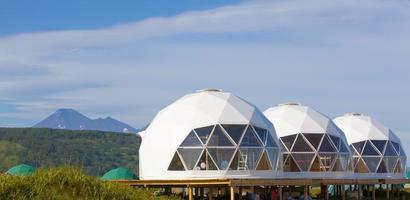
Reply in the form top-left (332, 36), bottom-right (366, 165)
top-left (6, 164), bottom-right (36, 176)
top-left (101, 167), bottom-right (137, 180)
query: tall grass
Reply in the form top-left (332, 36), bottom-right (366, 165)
top-left (0, 166), bottom-right (179, 200)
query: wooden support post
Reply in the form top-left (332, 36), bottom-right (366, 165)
top-left (188, 186), bottom-right (193, 200)
top-left (230, 186), bottom-right (235, 200)
top-left (358, 184), bottom-right (362, 200)
top-left (325, 185), bottom-right (329, 200)
top-left (279, 185), bottom-right (283, 200)
top-left (372, 185), bottom-right (375, 200)
top-left (238, 187), bottom-right (242, 200)
top-left (304, 185), bottom-right (308, 200)
top-left (208, 187), bottom-right (213, 200)
top-left (386, 184), bottom-right (390, 200)
top-left (341, 185), bottom-right (346, 200)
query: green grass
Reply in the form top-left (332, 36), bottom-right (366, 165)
top-left (0, 166), bottom-right (179, 200)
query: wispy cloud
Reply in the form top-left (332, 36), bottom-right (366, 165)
top-left (0, 0), bottom-right (410, 148)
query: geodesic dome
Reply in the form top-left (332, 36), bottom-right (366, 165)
top-left (139, 89), bottom-right (281, 180)
top-left (334, 113), bottom-right (406, 178)
top-left (263, 103), bottom-right (352, 178)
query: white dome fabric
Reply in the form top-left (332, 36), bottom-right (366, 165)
top-left (139, 90), bottom-right (281, 180)
top-left (334, 113), bottom-right (406, 178)
top-left (263, 103), bottom-right (352, 178)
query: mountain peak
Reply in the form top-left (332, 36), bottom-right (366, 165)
top-left (33, 109), bottom-right (138, 133)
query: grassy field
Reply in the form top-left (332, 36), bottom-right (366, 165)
top-left (0, 166), bottom-right (178, 200)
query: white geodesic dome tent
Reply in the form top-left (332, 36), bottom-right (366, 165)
top-left (263, 103), bottom-right (352, 178)
top-left (139, 89), bottom-right (281, 180)
top-left (334, 113), bottom-right (406, 178)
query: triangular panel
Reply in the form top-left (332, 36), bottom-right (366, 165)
top-left (292, 134), bottom-right (314, 152)
top-left (355, 158), bottom-right (369, 173)
top-left (207, 125), bottom-right (235, 146)
top-left (384, 142), bottom-right (398, 156)
top-left (238, 148), bottom-right (263, 170)
top-left (332, 157), bottom-right (343, 171)
top-left (377, 160), bottom-right (387, 173)
top-left (339, 142), bottom-right (349, 153)
top-left (319, 135), bottom-right (336, 152)
top-left (266, 148), bottom-right (278, 170)
top-left (180, 131), bottom-right (202, 147)
top-left (384, 156), bottom-right (398, 173)
top-left (370, 140), bottom-right (386, 154)
top-left (391, 142), bottom-right (401, 155)
top-left (178, 148), bottom-right (203, 170)
top-left (284, 155), bottom-right (300, 172)
top-left (194, 125), bottom-right (214, 145)
top-left (221, 124), bottom-right (247, 144)
top-left (292, 153), bottom-right (315, 171)
top-left (253, 126), bottom-right (267, 144)
top-left (362, 157), bottom-right (381, 173)
top-left (329, 135), bottom-right (340, 151)
top-left (394, 160), bottom-right (403, 173)
top-left (196, 149), bottom-right (217, 170)
top-left (318, 153), bottom-right (337, 171)
top-left (168, 152), bottom-right (185, 170)
top-left (362, 142), bottom-right (379, 156)
top-left (281, 134), bottom-right (297, 152)
top-left (352, 141), bottom-right (366, 155)
top-left (208, 148), bottom-right (236, 170)
top-left (303, 133), bottom-right (323, 150)
top-left (266, 133), bottom-right (277, 147)
top-left (310, 155), bottom-right (321, 172)
top-left (239, 126), bottom-right (262, 147)
top-left (256, 151), bottom-right (271, 170)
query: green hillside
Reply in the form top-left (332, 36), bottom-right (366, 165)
top-left (0, 128), bottom-right (140, 176)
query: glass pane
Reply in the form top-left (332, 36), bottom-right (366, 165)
top-left (384, 156), bottom-right (398, 173)
top-left (394, 160), bottom-right (403, 173)
top-left (292, 153), bottom-right (315, 171)
top-left (332, 157), bottom-right (343, 171)
top-left (281, 134), bottom-right (297, 151)
top-left (377, 160), bottom-right (387, 173)
top-left (208, 148), bottom-right (236, 170)
top-left (253, 126), bottom-right (267, 144)
top-left (355, 158), bottom-right (369, 173)
top-left (319, 136), bottom-right (336, 152)
top-left (310, 155), bottom-right (321, 172)
top-left (256, 151), bottom-right (271, 170)
top-left (384, 142), bottom-right (398, 156)
top-left (238, 148), bottom-right (263, 170)
top-left (391, 141), bottom-right (401, 155)
top-left (194, 125), bottom-right (214, 145)
top-left (208, 125), bottom-right (234, 146)
top-left (318, 153), bottom-right (337, 171)
top-left (352, 141), bottom-right (366, 155)
top-left (196, 150), bottom-right (217, 170)
top-left (339, 154), bottom-right (350, 171)
top-left (362, 157), bottom-right (381, 173)
top-left (292, 134), bottom-right (314, 152)
top-left (240, 126), bottom-right (262, 147)
top-left (266, 148), bottom-right (278, 170)
top-left (229, 151), bottom-right (240, 170)
top-left (180, 131), bottom-right (202, 147)
top-left (353, 157), bottom-right (360, 168)
top-left (339, 142), bottom-right (349, 153)
top-left (362, 141), bottom-right (379, 156)
top-left (329, 135), bottom-right (340, 151)
top-left (370, 140), bottom-right (386, 154)
top-left (178, 148), bottom-right (202, 170)
top-left (283, 154), bottom-right (300, 172)
top-left (303, 133), bottom-right (323, 150)
top-left (221, 124), bottom-right (247, 144)
top-left (168, 152), bottom-right (185, 170)
top-left (266, 134), bottom-right (277, 148)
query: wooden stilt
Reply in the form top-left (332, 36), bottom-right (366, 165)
top-left (188, 186), bottom-right (193, 200)
top-left (304, 185), bottom-right (308, 200)
top-left (358, 184), bottom-right (361, 200)
top-left (230, 186), bottom-right (234, 200)
top-left (238, 187), bottom-right (242, 200)
top-left (279, 185), bottom-right (283, 200)
top-left (372, 185), bottom-right (375, 200)
top-left (341, 185), bottom-right (346, 200)
top-left (386, 184), bottom-right (390, 200)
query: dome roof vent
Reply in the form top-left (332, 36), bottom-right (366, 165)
top-left (278, 102), bottom-right (301, 106)
top-left (196, 88), bottom-right (223, 93)
top-left (344, 112), bottom-right (365, 116)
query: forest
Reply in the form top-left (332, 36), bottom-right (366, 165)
top-left (0, 128), bottom-right (140, 176)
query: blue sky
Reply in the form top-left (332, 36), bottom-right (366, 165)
top-left (1, 0), bottom-right (410, 157)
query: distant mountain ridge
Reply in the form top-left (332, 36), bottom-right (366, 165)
top-left (33, 109), bottom-right (138, 133)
